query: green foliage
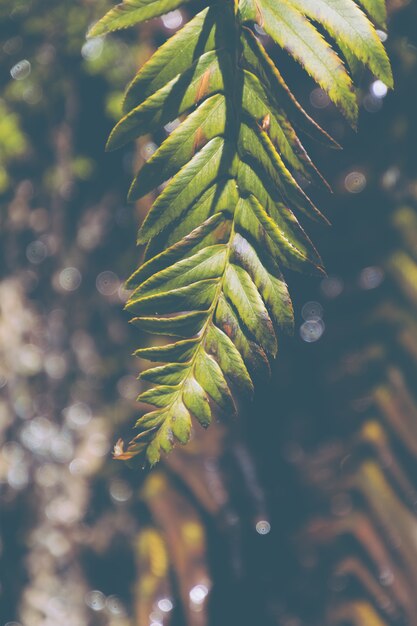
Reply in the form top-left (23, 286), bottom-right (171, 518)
top-left (89, 0), bottom-right (392, 464)
top-left (0, 101), bottom-right (28, 193)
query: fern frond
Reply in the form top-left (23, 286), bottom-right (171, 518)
top-left (89, 0), bottom-right (392, 464)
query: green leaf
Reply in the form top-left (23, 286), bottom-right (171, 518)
top-left (136, 137), bottom-right (230, 239)
top-left (224, 263), bottom-right (277, 357)
top-left (126, 212), bottom-right (224, 287)
top-left (134, 337), bottom-right (199, 362)
top-left (122, 7), bottom-right (218, 112)
top-left (242, 69), bottom-right (330, 189)
top-left (107, 51), bottom-right (230, 151)
top-left (194, 350), bottom-right (235, 413)
top-left (214, 295), bottom-right (271, 378)
top-left (357, 0), bottom-right (387, 27)
top-left (236, 169), bottom-right (324, 273)
top-left (238, 120), bottom-right (326, 223)
top-left (131, 310), bottom-right (208, 337)
top-left (183, 377), bottom-right (212, 427)
top-left (205, 324), bottom-right (254, 396)
top-left (161, 180), bottom-right (236, 252)
top-left (88, 0), bottom-right (191, 38)
top-left (131, 245), bottom-right (227, 298)
top-left (139, 385), bottom-right (180, 408)
top-left (170, 401), bottom-right (192, 443)
top-left (91, 0), bottom-right (392, 463)
top-left (241, 28), bottom-right (341, 148)
top-left (140, 362), bottom-right (189, 385)
top-left (231, 232), bottom-right (294, 333)
top-left (240, 0), bottom-right (358, 125)
top-left (129, 94), bottom-right (226, 199)
top-left (126, 278), bottom-right (218, 315)
top-left (289, 0), bottom-right (392, 87)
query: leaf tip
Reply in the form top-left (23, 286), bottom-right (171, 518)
top-left (127, 180), bottom-right (140, 203)
top-left (86, 22), bottom-right (102, 40)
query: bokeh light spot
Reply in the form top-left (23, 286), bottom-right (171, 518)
top-left (344, 171), bottom-right (367, 193)
top-left (26, 240), bottom-right (47, 264)
top-left (10, 59), bottom-right (31, 80)
top-left (81, 37), bottom-right (104, 61)
top-left (256, 520), bottom-right (271, 535)
top-left (310, 88), bottom-right (330, 109)
top-left (161, 9), bottom-right (183, 29)
top-left (158, 598), bottom-right (174, 612)
top-left (85, 590), bottom-right (106, 611)
top-left (359, 265), bottom-right (384, 290)
top-left (321, 276), bottom-right (344, 299)
top-left (109, 479), bottom-right (133, 503)
top-left (371, 79), bottom-right (388, 98)
top-left (189, 584), bottom-right (209, 605)
top-left (301, 301), bottom-right (323, 321)
top-left (96, 270), bottom-right (119, 296)
top-left (300, 320), bottom-right (325, 343)
top-left (59, 267), bottom-right (82, 291)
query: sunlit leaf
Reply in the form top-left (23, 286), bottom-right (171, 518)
top-left (91, 0), bottom-right (392, 463)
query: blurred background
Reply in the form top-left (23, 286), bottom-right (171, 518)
top-left (1, 1), bottom-right (417, 625)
